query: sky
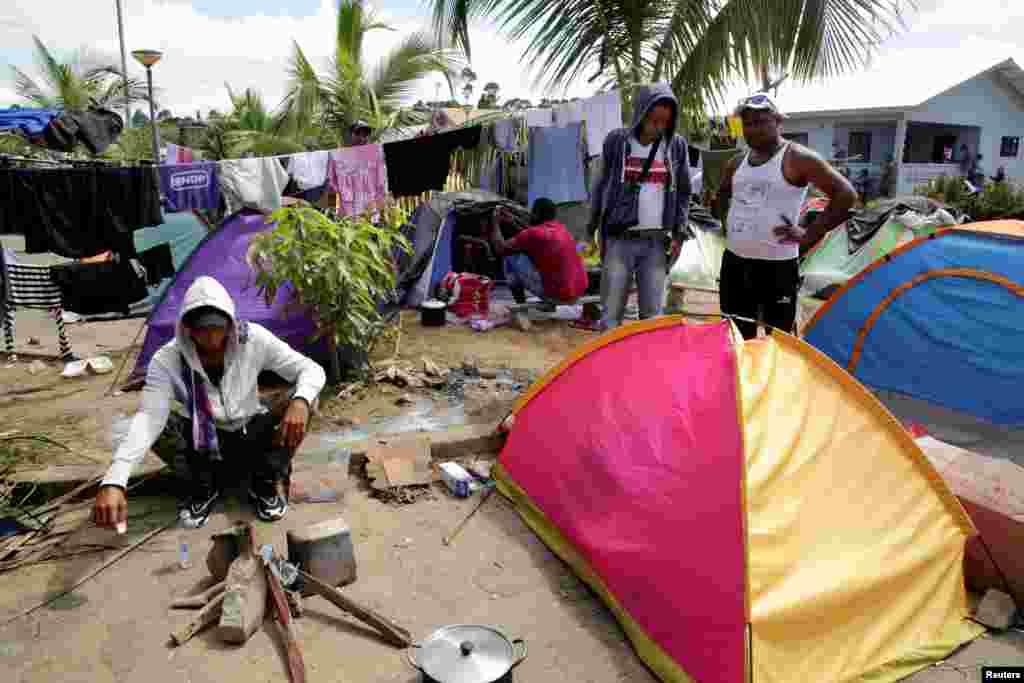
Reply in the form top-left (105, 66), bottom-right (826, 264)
top-left (1, 0), bottom-right (1023, 118)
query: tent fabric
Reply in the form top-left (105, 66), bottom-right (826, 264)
top-left (129, 210), bottom-right (324, 382)
top-left (495, 318), bottom-right (982, 683)
top-left (803, 221), bottom-right (1024, 432)
top-left (128, 211), bottom-right (209, 313)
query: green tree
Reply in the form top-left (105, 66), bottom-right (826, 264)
top-left (279, 0), bottom-right (461, 146)
top-left (200, 85), bottom-right (306, 160)
top-left (429, 0), bottom-right (908, 120)
top-left (11, 35), bottom-right (152, 112)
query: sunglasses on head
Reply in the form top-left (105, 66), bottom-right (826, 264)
top-left (739, 94), bottom-right (774, 107)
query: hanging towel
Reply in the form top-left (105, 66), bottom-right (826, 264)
top-left (328, 144), bottom-right (389, 217)
top-left (159, 161), bottom-right (220, 212)
top-left (288, 150), bottom-right (330, 190)
top-left (218, 157), bottom-right (290, 215)
top-left (383, 126), bottom-right (482, 197)
top-left (525, 109), bottom-right (553, 128)
top-left (581, 90), bottom-right (623, 157)
top-left (528, 122), bottom-right (587, 206)
top-left (49, 257), bottom-right (151, 315)
top-left (494, 119), bottom-right (517, 151)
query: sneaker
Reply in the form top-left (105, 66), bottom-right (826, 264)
top-left (179, 488), bottom-right (220, 529)
top-left (249, 481), bottom-right (288, 522)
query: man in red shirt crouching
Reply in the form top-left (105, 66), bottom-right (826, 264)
top-left (489, 198), bottom-right (588, 310)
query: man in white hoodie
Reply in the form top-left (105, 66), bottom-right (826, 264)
top-left (93, 276), bottom-right (326, 529)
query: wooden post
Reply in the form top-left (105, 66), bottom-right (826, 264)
top-left (218, 524), bottom-right (268, 644)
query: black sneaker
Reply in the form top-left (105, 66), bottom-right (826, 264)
top-left (249, 481), bottom-right (288, 522)
top-left (179, 488), bottom-right (220, 529)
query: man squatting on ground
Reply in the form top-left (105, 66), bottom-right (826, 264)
top-left (93, 276), bottom-right (327, 530)
top-left (714, 94), bottom-right (857, 339)
top-left (589, 82), bottom-right (691, 330)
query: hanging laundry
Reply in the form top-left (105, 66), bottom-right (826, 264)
top-left (328, 144), bottom-right (389, 217)
top-left (50, 257), bottom-right (150, 316)
top-left (554, 100), bottom-right (584, 127)
top-left (164, 143), bottom-right (196, 164)
top-left (138, 242), bottom-right (175, 285)
top-left (0, 108), bottom-right (58, 137)
top-left (218, 157), bottom-right (290, 216)
top-left (581, 90), bottom-right (622, 157)
top-left (40, 109), bottom-right (124, 155)
top-left (383, 126), bottom-right (482, 197)
top-left (0, 167), bottom-right (161, 258)
top-left (528, 122), bottom-right (587, 206)
top-left (288, 150), bottom-right (330, 191)
top-left (494, 118), bottom-right (517, 151)
top-left (159, 161), bottom-right (220, 212)
top-left (524, 109), bottom-right (553, 128)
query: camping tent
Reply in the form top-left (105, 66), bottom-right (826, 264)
top-left (802, 220), bottom-right (1024, 464)
top-left (127, 210), bottom-right (209, 315)
top-left (494, 319), bottom-right (984, 683)
top-left (128, 210), bottom-right (329, 383)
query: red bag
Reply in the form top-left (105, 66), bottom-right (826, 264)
top-left (441, 272), bottom-right (494, 319)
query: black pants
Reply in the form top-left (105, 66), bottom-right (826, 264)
top-left (719, 249), bottom-right (800, 340)
top-left (154, 411), bottom-right (293, 496)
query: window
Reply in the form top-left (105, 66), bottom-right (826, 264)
top-left (783, 132), bottom-right (808, 146)
top-left (1000, 136), bottom-right (1020, 158)
top-left (848, 132), bottom-right (873, 163)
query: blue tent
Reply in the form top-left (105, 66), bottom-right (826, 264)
top-left (802, 220), bottom-right (1024, 463)
top-left (130, 210), bottom-right (209, 311)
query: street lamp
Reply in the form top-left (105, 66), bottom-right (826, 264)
top-left (131, 49), bottom-right (163, 162)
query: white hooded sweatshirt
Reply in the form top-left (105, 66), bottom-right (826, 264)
top-left (102, 276), bottom-right (326, 489)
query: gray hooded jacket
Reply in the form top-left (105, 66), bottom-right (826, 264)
top-left (590, 83), bottom-right (691, 241)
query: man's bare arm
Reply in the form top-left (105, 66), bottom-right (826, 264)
top-left (787, 145), bottom-right (857, 246)
top-left (712, 155), bottom-right (740, 225)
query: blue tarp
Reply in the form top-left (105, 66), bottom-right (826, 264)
top-left (804, 229), bottom-right (1024, 427)
top-left (0, 107), bottom-right (58, 136)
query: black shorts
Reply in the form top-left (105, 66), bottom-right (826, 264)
top-left (719, 249), bottom-right (800, 340)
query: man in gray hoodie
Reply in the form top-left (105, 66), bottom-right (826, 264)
top-left (589, 83), bottom-right (691, 329)
top-left (93, 276), bottom-right (326, 529)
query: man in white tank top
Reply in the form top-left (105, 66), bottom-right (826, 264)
top-left (714, 94), bottom-right (856, 339)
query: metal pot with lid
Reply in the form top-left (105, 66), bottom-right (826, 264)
top-left (407, 624), bottom-right (527, 683)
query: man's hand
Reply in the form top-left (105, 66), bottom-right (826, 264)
top-left (278, 398), bottom-right (310, 450)
top-left (94, 485), bottom-right (127, 529)
top-left (772, 223), bottom-right (807, 245)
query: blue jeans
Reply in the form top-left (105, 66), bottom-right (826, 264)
top-left (503, 254), bottom-right (546, 299)
top-left (600, 235), bottom-right (667, 329)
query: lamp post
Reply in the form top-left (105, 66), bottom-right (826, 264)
top-left (131, 49), bottom-right (162, 162)
top-left (114, 0), bottom-right (130, 128)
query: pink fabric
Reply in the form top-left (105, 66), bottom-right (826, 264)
top-left (327, 145), bottom-right (389, 217)
top-left (164, 143), bottom-right (195, 165)
top-left (500, 321), bottom-right (747, 682)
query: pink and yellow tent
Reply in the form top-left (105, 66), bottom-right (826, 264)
top-left (494, 319), bottom-right (984, 682)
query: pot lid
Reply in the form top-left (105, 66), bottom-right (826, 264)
top-left (414, 625), bottom-right (515, 683)
top-left (422, 299), bottom-right (446, 309)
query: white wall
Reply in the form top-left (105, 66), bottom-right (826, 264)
top-left (911, 72), bottom-right (1024, 180)
top-left (833, 124), bottom-right (897, 163)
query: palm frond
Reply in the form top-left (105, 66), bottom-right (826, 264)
top-left (368, 31), bottom-right (462, 109)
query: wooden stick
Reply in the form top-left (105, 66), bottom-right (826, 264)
top-left (443, 485), bottom-right (496, 546)
top-left (267, 565), bottom-right (306, 683)
top-left (171, 592), bottom-right (225, 646)
top-left (171, 581), bottom-right (226, 609)
top-left (297, 568), bottom-right (412, 648)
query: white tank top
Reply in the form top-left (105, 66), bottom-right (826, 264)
top-left (727, 143), bottom-right (808, 260)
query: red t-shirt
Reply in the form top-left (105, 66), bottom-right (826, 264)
top-left (504, 220), bottom-right (588, 302)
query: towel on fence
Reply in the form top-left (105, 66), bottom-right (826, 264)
top-left (528, 122), bottom-right (587, 206)
top-left (159, 162), bottom-right (220, 211)
top-left (383, 126), bottom-right (482, 197)
top-left (218, 157), bottom-right (290, 215)
top-left (581, 90), bottom-right (622, 157)
top-left (288, 150), bottom-right (330, 190)
top-left (328, 144), bottom-right (389, 217)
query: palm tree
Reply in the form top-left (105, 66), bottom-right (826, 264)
top-left (279, 0), bottom-right (462, 144)
top-left (11, 35), bottom-right (151, 112)
top-left (201, 85), bottom-right (307, 160)
top-left (428, 0), bottom-right (909, 117)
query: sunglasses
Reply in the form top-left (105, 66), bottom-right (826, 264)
top-left (739, 94), bottom-right (775, 108)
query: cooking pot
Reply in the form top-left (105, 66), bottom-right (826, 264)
top-left (420, 299), bottom-right (447, 327)
top-left (406, 624), bottom-right (527, 683)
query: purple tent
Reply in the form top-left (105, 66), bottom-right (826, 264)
top-left (129, 210), bottom-right (329, 382)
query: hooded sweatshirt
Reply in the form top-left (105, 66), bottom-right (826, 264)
top-left (590, 83), bottom-right (691, 241)
top-left (101, 276), bottom-right (326, 489)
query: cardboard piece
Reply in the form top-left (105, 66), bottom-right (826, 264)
top-left (365, 437), bottom-right (436, 490)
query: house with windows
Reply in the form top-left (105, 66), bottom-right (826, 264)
top-left (777, 58), bottom-right (1024, 195)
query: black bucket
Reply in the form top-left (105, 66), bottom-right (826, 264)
top-left (420, 299), bottom-right (447, 327)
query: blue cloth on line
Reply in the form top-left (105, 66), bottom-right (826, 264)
top-left (528, 122), bottom-right (587, 207)
top-left (0, 108), bottom-right (59, 137)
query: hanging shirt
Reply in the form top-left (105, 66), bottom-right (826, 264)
top-left (624, 135), bottom-right (669, 232)
top-left (218, 157), bottom-right (290, 216)
top-left (527, 122), bottom-right (587, 206)
top-left (581, 90), bottom-right (623, 157)
top-left (159, 162), bottom-right (220, 212)
top-left (288, 150), bottom-right (330, 190)
top-left (328, 144), bottom-right (389, 217)
top-left (504, 219), bottom-right (588, 302)
top-left (727, 143), bottom-right (809, 261)
top-left (383, 126), bottom-right (482, 197)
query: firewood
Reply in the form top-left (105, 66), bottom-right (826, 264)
top-left (217, 526), bottom-right (267, 644)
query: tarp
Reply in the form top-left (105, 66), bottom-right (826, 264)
top-left (495, 319), bottom-right (982, 682)
top-left (0, 107), bottom-right (58, 137)
top-left (803, 221), bottom-right (1024, 451)
top-left (129, 210), bottom-right (328, 382)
